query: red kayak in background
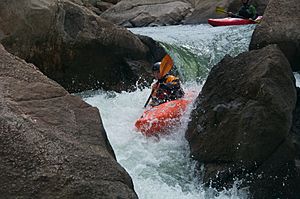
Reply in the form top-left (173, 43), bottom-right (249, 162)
top-left (135, 92), bottom-right (196, 137)
top-left (208, 16), bottom-right (262, 27)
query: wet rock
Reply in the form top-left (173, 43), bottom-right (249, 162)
top-left (250, 0), bottom-right (300, 71)
top-left (0, 44), bottom-right (137, 198)
top-left (186, 45), bottom-right (300, 198)
top-left (291, 87), bottom-right (300, 160)
top-left (0, 0), bottom-right (159, 93)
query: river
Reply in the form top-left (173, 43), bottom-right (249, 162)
top-left (82, 24), bottom-right (261, 199)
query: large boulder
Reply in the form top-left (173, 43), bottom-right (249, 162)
top-left (69, 0), bottom-right (122, 14)
top-left (186, 45), bottom-right (300, 198)
top-left (100, 0), bottom-right (192, 27)
top-left (0, 0), bottom-right (161, 93)
top-left (291, 87), bottom-right (300, 161)
top-left (249, 0), bottom-right (300, 71)
top-left (0, 44), bottom-right (137, 198)
top-left (183, 0), bottom-right (231, 24)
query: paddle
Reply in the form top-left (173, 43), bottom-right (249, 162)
top-left (216, 6), bottom-right (230, 15)
top-left (215, 6), bottom-right (261, 23)
top-left (143, 54), bottom-right (174, 108)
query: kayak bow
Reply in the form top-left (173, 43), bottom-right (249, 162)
top-left (208, 16), bottom-right (262, 27)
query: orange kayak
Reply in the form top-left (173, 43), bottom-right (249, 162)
top-left (135, 93), bottom-right (195, 136)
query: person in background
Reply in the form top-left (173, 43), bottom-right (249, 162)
top-left (228, 0), bottom-right (258, 20)
top-left (150, 62), bottom-right (184, 106)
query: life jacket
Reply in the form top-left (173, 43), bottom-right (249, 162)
top-left (151, 75), bottom-right (184, 106)
top-left (159, 75), bottom-right (178, 85)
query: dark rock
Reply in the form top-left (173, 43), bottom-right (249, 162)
top-left (291, 87), bottom-right (300, 159)
top-left (100, 0), bottom-right (192, 27)
top-left (250, 0), bottom-right (300, 71)
top-left (95, 1), bottom-right (114, 12)
top-left (0, 0), bottom-right (157, 93)
top-left (183, 0), bottom-right (227, 24)
top-left (249, 140), bottom-right (300, 198)
top-left (103, 0), bottom-right (121, 4)
top-left (186, 45), bottom-right (299, 198)
top-left (136, 35), bottom-right (166, 63)
top-left (126, 34), bottom-right (167, 89)
top-left (0, 44), bottom-right (137, 198)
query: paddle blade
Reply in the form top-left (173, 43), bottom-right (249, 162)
top-left (144, 54), bottom-right (173, 108)
top-left (215, 6), bottom-right (227, 14)
top-left (160, 54), bottom-right (174, 77)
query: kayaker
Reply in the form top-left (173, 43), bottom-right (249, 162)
top-left (228, 0), bottom-right (258, 20)
top-left (150, 62), bottom-right (185, 106)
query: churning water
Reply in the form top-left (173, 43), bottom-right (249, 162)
top-left (82, 24), bottom-right (258, 199)
top-left (295, 72), bottom-right (300, 87)
top-left (129, 24), bottom-right (255, 83)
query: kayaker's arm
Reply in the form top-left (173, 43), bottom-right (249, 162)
top-left (151, 82), bottom-right (159, 91)
top-left (227, 12), bottom-right (240, 18)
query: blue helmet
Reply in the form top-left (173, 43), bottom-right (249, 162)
top-left (152, 62), bottom-right (161, 72)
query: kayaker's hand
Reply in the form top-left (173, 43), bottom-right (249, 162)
top-left (228, 12), bottom-right (233, 17)
top-left (152, 82), bottom-right (159, 91)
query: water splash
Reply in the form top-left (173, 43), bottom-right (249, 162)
top-left (295, 72), bottom-right (300, 87)
top-left (82, 24), bottom-right (257, 198)
top-left (129, 24), bottom-right (256, 82)
top-left (82, 84), bottom-right (247, 199)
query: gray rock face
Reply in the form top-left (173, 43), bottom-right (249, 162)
top-left (69, 0), bottom-right (122, 15)
top-left (0, 44), bottom-right (137, 198)
top-left (250, 0), bottom-right (300, 71)
top-left (0, 0), bottom-right (159, 93)
top-left (186, 45), bottom-right (299, 198)
top-left (183, 0), bottom-right (231, 24)
top-left (100, 0), bottom-right (192, 27)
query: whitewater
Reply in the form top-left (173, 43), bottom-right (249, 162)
top-left (81, 24), bottom-right (265, 199)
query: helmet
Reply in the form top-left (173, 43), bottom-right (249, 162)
top-left (152, 62), bottom-right (161, 72)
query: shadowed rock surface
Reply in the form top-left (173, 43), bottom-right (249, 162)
top-left (70, 0), bottom-right (121, 14)
top-left (0, 44), bottom-right (137, 198)
top-left (0, 0), bottom-right (163, 93)
top-left (250, 0), bottom-right (300, 71)
top-left (100, 0), bottom-right (193, 27)
top-left (291, 87), bottom-right (300, 165)
top-left (250, 0), bottom-right (300, 176)
top-left (186, 45), bottom-right (300, 198)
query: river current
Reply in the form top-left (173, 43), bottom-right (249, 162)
top-left (82, 24), bottom-right (264, 199)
